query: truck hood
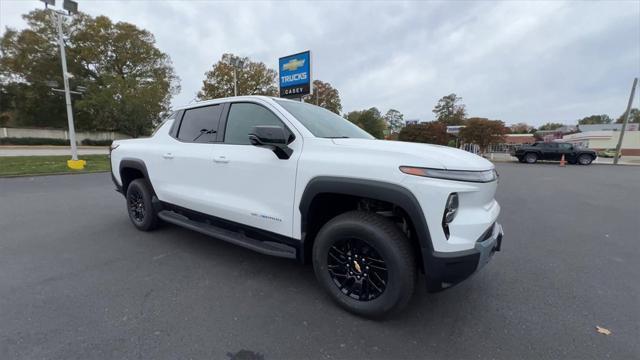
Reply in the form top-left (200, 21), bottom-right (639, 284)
top-left (331, 138), bottom-right (494, 171)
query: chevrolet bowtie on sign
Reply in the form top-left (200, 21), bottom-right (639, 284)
top-left (279, 51), bottom-right (311, 98)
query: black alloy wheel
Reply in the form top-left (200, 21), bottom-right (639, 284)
top-left (312, 211), bottom-right (416, 318)
top-left (126, 178), bottom-right (160, 231)
top-left (127, 188), bottom-right (146, 223)
top-left (327, 238), bottom-right (388, 301)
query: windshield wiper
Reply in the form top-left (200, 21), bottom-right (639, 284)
top-left (323, 136), bottom-right (350, 139)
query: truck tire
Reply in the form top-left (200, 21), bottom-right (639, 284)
top-left (524, 152), bottom-right (538, 164)
top-left (312, 210), bottom-right (416, 318)
top-left (126, 178), bottom-right (160, 231)
top-left (578, 154), bottom-right (593, 165)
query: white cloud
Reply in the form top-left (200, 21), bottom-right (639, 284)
top-left (1, 0), bottom-right (638, 125)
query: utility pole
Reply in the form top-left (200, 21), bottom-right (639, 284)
top-left (614, 78), bottom-right (638, 165)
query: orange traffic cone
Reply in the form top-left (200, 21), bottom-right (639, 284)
top-left (560, 154), bottom-right (566, 167)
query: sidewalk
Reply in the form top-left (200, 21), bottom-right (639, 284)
top-left (0, 145), bottom-right (109, 157)
top-left (486, 152), bottom-right (640, 166)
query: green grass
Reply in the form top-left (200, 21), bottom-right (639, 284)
top-left (0, 155), bottom-right (110, 177)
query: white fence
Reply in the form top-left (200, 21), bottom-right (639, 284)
top-left (1, 127), bottom-right (129, 142)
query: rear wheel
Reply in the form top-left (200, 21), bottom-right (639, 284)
top-left (126, 178), bottom-right (159, 231)
top-left (524, 152), bottom-right (538, 164)
top-left (312, 211), bottom-right (416, 318)
top-left (578, 154), bottom-right (593, 165)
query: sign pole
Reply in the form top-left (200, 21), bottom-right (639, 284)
top-left (613, 78), bottom-right (637, 165)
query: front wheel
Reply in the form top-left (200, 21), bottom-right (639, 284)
top-left (312, 211), bottom-right (416, 318)
top-left (524, 152), bottom-right (538, 164)
top-left (126, 178), bottom-right (160, 231)
top-left (578, 154), bottom-right (593, 165)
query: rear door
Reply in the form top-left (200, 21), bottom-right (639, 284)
top-left (558, 143), bottom-right (574, 160)
top-left (152, 104), bottom-right (224, 213)
top-left (541, 143), bottom-right (560, 160)
top-left (208, 101), bottom-right (302, 237)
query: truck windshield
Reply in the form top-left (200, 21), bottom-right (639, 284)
top-left (275, 99), bottom-right (374, 139)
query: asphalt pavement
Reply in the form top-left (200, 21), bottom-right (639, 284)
top-left (1, 164), bottom-right (638, 359)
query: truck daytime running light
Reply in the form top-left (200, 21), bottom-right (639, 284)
top-left (399, 166), bottom-right (498, 183)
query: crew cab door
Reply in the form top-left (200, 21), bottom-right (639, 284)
top-left (558, 143), bottom-right (575, 160)
top-left (208, 101), bottom-right (301, 237)
top-left (541, 143), bottom-right (560, 160)
top-left (152, 104), bottom-right (224, 212)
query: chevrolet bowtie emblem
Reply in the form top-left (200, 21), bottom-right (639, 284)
top-left (283, 58), bottom-right (305, 71)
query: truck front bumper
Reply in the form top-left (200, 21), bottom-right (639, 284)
top-left (425, 222), bottom-right (503, 292)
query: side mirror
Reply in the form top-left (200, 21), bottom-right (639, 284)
top-left (248, 125), bottom-right (293, 159)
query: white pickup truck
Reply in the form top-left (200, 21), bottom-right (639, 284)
top-left (110, 96), bottom-right (503, 318)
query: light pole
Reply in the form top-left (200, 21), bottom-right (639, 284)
top-left (41, 0), bottom-right (84, 169)
top-left (229, 57), bottom-right (244, 97)
top-left (613, 78), bottom-right (638, 165)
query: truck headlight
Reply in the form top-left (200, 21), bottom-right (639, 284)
top-left (399, 166), bottom-right (498, 183)
top-left (442, 193), bottom-right (459, 239)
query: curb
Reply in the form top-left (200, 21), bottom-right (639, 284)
top-left (0, 170), bottom-right (110, 178)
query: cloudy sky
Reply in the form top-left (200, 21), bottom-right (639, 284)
top-left (1, 0), bottom-right (639, 126)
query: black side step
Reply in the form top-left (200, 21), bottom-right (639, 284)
top-left (158, 210), bottom-right (296, 259)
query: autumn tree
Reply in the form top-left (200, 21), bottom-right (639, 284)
top-left (510, 122), bottom-right (532, 134)
top-left (578, 114), bottom-right (612, 125)
top-left (198, 53), bottom-right (277, 100)
top-left (538, 122), bottom-right (564, 131)
top-left (458, 118), bottom-right (507, 153)
top-left (0, 9), bottom-right (179, 137)
top-left (616, 108), bottom-right (639, 124)
top-left (397, 121), bottom-right (448, 145)
top-left (383, 109), bottom-right (404, 134)
top-left (433, 93), bottom-right (466, 126)
top-left (345, 107), bottom-right (386, 139)
top-left (303, 79), bottom-right (342, 114)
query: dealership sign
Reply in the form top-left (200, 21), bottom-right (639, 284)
top-left (279, 51), bottom-right (311, 98)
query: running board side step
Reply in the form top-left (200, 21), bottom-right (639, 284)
top-left (157, 210), bottom-right (296, 259)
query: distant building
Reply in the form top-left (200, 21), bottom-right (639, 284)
top-left (563, 130), bottom-right (640, 156)
top-left (535, 125), bottom-right (578, 141)
top-left (578, 123), bottom-right (639, 132)
top-left (405, 119), bottom-right (419, 125)
top-left (504, 134), bottom-right (535, 145)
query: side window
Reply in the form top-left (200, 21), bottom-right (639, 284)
top-left (152, 112), bottom-right (176, 136)
top-left (177, 105), bottom-right (222, 143)
top-left (560, 143), bottom-right (572, 150)
top-left (224, 103), bottom-right (285, 145)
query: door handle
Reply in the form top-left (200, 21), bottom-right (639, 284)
top-left (213, 155), bottom-right (229, 163)
top-left (163, 153), bottom-right (174, 159)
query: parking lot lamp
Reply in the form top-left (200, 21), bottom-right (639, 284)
top-left (40, 0), bottom-right (84, 169)
top-left (229, 57), bottom-right (244, 97)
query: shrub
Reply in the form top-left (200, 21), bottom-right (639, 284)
top-left (81, 139), bottom-right (113, 146)
top-left (0, 137), bottom-right (70, 146)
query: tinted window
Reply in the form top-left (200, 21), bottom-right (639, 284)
top-left (224, 103), bottom-right (285, 145)
top-left (177, 105), bottom-right (222, 143)
top-left (275, 99), bottom-right (374, 139)
top-left (559, 143), bottom-right (572, 150)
